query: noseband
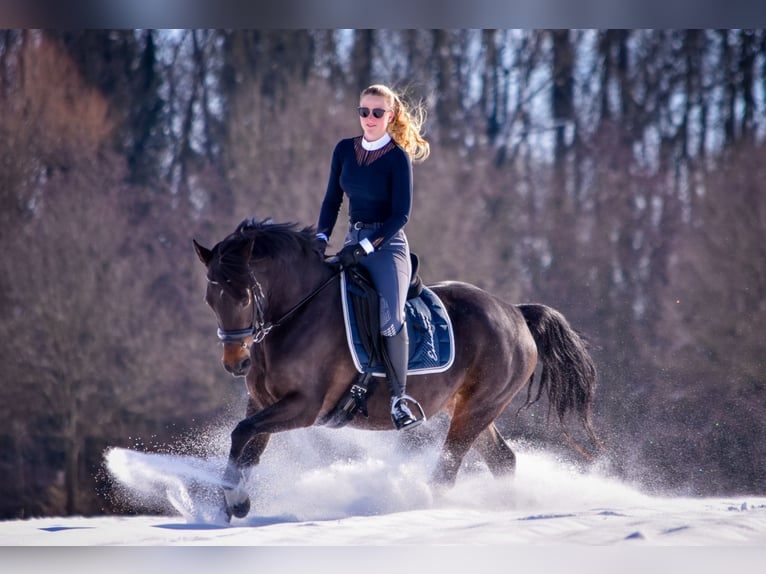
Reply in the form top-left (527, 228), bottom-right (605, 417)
top-left (215, 267), bottom-right (341, 348)
top-left (217, 326), bottom-right (260, 346)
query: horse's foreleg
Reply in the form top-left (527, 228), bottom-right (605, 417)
top-left (221, 433), bottom-right (270, 519)
top-left (221, 392), bottom-right (315, 520)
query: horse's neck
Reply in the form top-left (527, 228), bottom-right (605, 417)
top-left (258, 259), bottom-right (334, 322)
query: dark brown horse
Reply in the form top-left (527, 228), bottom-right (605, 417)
top-left (193, 219), bottom-right (600, 520)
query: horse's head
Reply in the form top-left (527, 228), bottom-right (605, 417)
top-left (194, 219), bottom-right (328, 377)
top-left (193, 235), bottom-right (256, 377)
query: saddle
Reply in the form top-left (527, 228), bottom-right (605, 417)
top-left (317, 253), bottom-right (455, 428)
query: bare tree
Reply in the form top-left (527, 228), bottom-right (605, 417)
top-left (0, 34), bottom-right (228, 516)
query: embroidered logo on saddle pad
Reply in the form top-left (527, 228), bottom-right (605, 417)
top-left (340, 271), bottom-right (455, 376)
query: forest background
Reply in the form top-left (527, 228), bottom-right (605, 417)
top-left (0, 29), bottom-right (764, 518)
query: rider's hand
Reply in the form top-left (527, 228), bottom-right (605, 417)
top-left (337, 242), bottom-right (368, 267)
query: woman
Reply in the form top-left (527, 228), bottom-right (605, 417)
top-left (316, 84), bottom-right (430, 431)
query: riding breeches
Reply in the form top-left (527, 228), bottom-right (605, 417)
top-left (344, 227), bottom-right (411, 337)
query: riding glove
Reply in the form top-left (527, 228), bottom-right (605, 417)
top-left (337, 242), bottom-right (368, 267)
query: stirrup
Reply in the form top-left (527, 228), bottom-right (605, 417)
top-left (391, 394), bottom-right (426, 431)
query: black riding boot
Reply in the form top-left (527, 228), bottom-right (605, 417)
top-left (383, 326), bottom-right (425, 430)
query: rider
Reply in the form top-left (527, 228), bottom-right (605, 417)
top-left (315, 83), bottom-right (430, 431)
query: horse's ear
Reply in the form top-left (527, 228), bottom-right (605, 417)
top-left (193, 239), bottom-right (213, 266)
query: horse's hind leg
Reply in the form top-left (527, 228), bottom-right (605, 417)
top-left (432, 419), bottom-right (516, 487)
top-left (432, 430), bottom-right (471, 487)
top-left (432, 403), bottom-right (498, 487)
top-left (473, 422), bottom-right (516, 477)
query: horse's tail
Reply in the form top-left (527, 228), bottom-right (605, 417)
top-left (517, 303), bottom-right (602, 457)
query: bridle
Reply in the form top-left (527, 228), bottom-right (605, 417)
top-left (215, 266), bottom-right (342, 349)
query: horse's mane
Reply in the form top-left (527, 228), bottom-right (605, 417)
top-left (209, 218), bottom-right (323, 299)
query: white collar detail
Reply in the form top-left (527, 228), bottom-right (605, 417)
top-left (361, 133), bottom-right (392, 151)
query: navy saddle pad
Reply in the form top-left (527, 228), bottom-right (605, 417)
top-left (340, 271), bottom-right (455, 377)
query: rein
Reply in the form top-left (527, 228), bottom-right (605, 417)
top-left (217, 264), bottom-right (343, 346)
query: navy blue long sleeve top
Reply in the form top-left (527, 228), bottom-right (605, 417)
top-left (317, 136), bottom-right (413, 249)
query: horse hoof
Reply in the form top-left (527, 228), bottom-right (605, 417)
top-left (224, 486), bottom-right (251, 519)
top-left (231, 498), bottom-right (251, 519)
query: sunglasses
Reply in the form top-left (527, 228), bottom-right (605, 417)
top-left (358, 107), bottom-right (388, 119)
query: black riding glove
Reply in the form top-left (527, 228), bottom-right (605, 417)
top-left (337, 242), bottom-right (368, 267)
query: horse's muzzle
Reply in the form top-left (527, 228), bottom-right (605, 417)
top-left (222, 344), bottom-right (252, 377)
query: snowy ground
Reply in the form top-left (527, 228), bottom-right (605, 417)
top-left (2, 426), bottom-right (766, 572)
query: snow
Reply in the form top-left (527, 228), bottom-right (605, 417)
top-left (2, 426), bottom-right (766, 573)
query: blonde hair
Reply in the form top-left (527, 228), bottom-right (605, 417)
top-left (361, 84), bottom-right (430, 162)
